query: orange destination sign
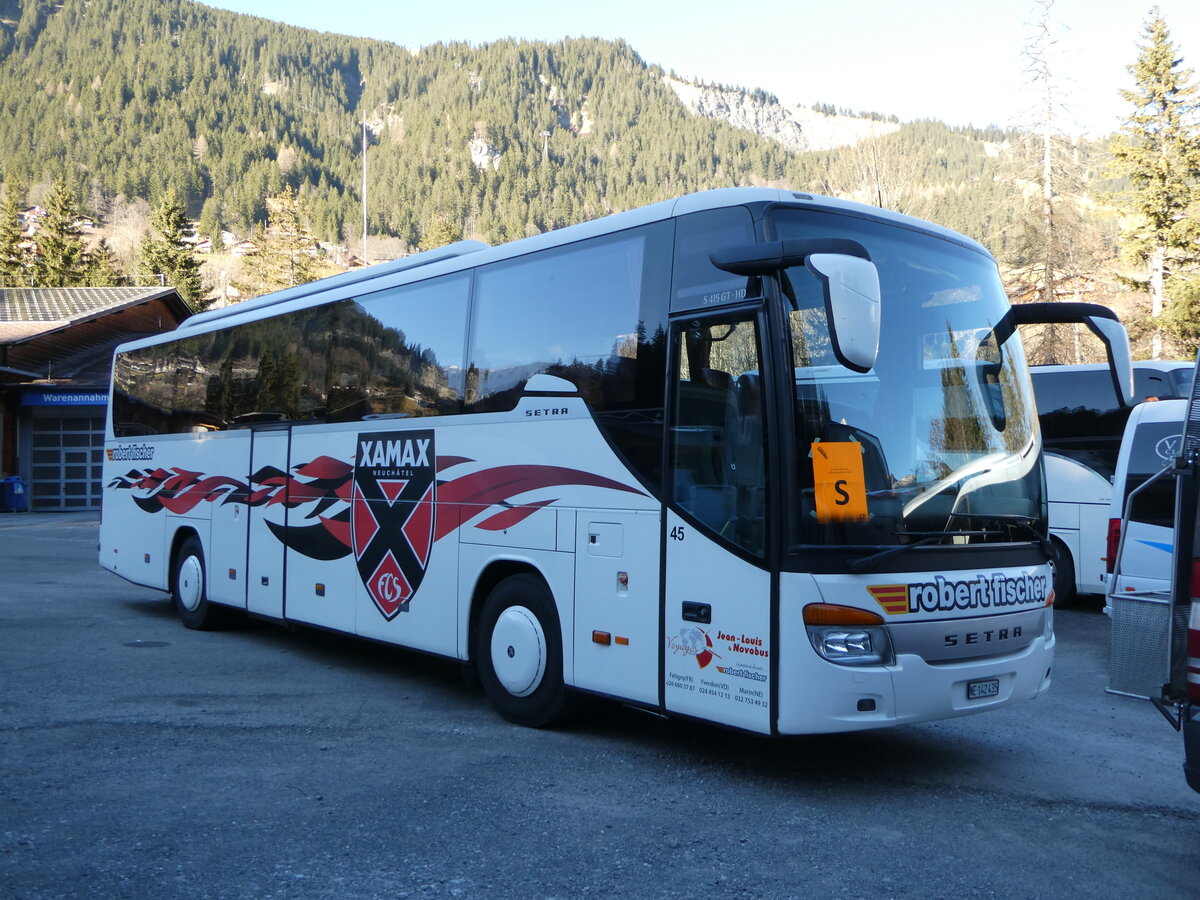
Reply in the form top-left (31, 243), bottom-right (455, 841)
top-left (811, 440), bottom-right (868, 523)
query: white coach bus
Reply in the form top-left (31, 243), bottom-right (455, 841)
top-left (99, 188), bottom-right (1131, 734)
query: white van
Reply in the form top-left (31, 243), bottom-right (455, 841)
top-left (1105, 398), bottom-right (1186, 603)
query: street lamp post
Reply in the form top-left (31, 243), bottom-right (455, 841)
top-left (362, 110), bottom-right (368, 265)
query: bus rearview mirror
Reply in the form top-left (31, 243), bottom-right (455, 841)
top-left (806, 253), bottom-right (881, 373)
top-left (710, 239), bottom-right (880, 373)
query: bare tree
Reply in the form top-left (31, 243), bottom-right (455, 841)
top-left (107, 195), bottom-right (153, 273)
top-left (1004, 0), bottom-right (1107, 364)
top-left (822, 133), bottom-right (928, 217)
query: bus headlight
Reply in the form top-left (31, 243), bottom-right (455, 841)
top-left (803, 603), bottom-right (895, 667)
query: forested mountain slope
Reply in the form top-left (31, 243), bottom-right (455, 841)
top-left (0, 0), bottom-right (1113, 258)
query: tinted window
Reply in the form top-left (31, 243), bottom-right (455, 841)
top-left (467, 222), bottom-right (672, 483)
top-left (1121, 420), bottom-right (1182, 528)
top-left (670, 314), bottom-right (767, 556)
top-left (113, 341), bottom-right (186, 436)
top-left (112, 307), bottom-right (331, 435)
top-left (1032, 369), bottom-right (1127, 479)
top-left (1032, 369), bottom-right (1120, 416)
top-left (326, 274), bottom-right (470, 422)
top-left (1032, 365), bottom-right (1195, 480)
top-left (1123, 472), bottom-right (1178, 529)
top-left (670, 207), bottom-right (757, 312)
top-left (1133, 369), bottom-right (1190, 402)
top-left (209, 310), bottom-right (331, 426)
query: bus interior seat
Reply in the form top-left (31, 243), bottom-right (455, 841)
top-left (673, 370), bottom-right (739, 521)
top-left (698, 367), bottom-right (734, 392)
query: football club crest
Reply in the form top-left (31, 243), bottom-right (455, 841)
top-left (351, 430), bottom-right (436, 620)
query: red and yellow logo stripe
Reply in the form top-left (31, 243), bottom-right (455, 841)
top-left (867, 584), bottom-right (909, 616)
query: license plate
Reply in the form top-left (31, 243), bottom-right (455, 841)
top-left (967, 678), bottom-right (1000, 700)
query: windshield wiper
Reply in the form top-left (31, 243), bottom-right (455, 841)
top-left (848, 530), bottom-right (990, 573)
top-left (945, 512), bottom-right (1051, 558)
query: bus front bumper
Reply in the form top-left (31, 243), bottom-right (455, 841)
top-left (775, 635), bottom-right (1054, 735)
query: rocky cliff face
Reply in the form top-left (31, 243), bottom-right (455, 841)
top-left (663, 77), bottom-right (900, 152)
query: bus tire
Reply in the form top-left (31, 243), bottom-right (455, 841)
top-left (475, 573), bottom-right (574, 728)
top-left (171, 535), bottom-right (226, 630)
top-left (1048, 537), bottom-right (1076, 607)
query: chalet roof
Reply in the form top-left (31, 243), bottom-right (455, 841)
top-left (0, 286), bottom-right (190, 343)
top-left (0, 286), bottom-right (193, 386)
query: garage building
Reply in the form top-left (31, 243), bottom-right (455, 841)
top-left (0, 287), bottom-right (191, 510)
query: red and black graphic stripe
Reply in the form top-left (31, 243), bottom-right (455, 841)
top-left (109, 455), bottom-right (646, 568)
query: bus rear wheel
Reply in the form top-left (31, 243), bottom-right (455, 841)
top-left (475, 574), bottom-right (573, 727)
top-left (172, 535), bottom-right (228, 630)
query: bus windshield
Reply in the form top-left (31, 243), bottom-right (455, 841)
top-left (771, 208), bottom-right (1041, 548)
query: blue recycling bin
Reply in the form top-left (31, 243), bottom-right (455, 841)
top-left (0, 476), bottom-right (28, 512)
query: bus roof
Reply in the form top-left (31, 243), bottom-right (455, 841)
top-left (120, 187), bottom-right (992, 354)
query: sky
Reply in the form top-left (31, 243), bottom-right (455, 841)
top-left (201, 0), bottom-right (1200, 137)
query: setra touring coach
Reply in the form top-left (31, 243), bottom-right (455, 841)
top-left (99, 188), bottom-right (1132, 734)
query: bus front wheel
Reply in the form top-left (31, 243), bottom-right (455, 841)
top-left (171, 535), bottom-right (226, 630)
top-left (475, 574), bottom-right (574, 727)
top-left (1048, 537), bottom-right (1076, 607)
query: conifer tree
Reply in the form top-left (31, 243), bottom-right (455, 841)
top-left (418, 220), bottom-right (463, 251)
top-left (1108, 10), bottom-right (1200, 358)
top-left (0, 181), bottom-right (30, 287)
top-left (239, 187), bottom-right (322, 295)
top-left (137, 194), bottom-right (204, 306)
top-left (198, 196), bottom-right (223, 249)
top-left (85, 237), bottom-right (124, 286)
top-left (32, 178), bottom-right (90, 287)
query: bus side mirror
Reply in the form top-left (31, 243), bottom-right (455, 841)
top-left (805, 253), bottom-right (881, 374)
top-left (1007, 302), bottom-right (1135, 407)
top-left (710, 239), bottom-right (880, 373)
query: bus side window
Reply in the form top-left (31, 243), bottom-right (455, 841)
top-left (670, 207), bottom-right (756, 312)
top-left (463, 222), bottom-right (672, 488)
top-left (326, 274), bottom-right (470, 423)
top-left (1133, 370), bottom-right (1180, 402)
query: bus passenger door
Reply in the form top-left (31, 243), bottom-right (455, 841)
top-left (246, 426), bottom-right (289, 620)
top-left (662, 313), bottom-right (774, 734)
top-left (207, 435), bottom-right (251, 610)
top-left (285, 427), bottom-right (356, 634)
